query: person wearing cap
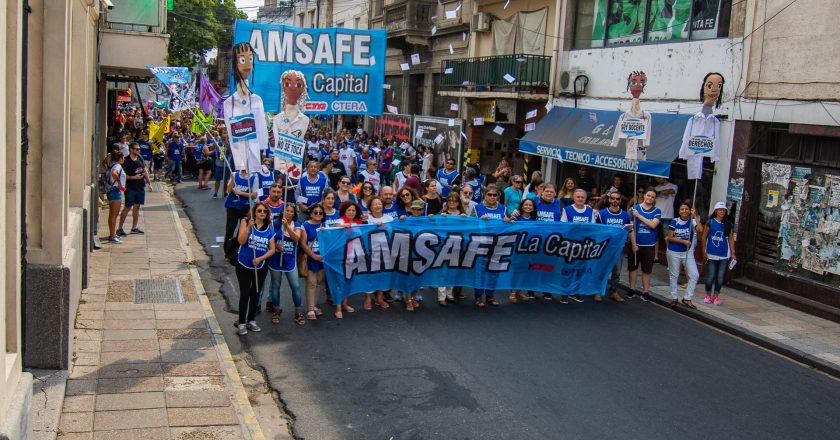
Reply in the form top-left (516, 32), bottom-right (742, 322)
top-left (700, 202), bottom-right (735, 305)
top-left (400, 199), bottom-right (429, 312)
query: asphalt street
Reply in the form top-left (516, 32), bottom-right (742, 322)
top-left (176, 184), bottom-right (840, 440)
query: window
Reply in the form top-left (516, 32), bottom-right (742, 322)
top-left (298, 13), bottom-right (304, 27)
top-left (354, 17), bottom-right (360, 29)
top-left (575, 0), bottom-right (731, 49)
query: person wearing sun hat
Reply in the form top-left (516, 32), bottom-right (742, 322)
top-left (700, 201), bottom-right (736, 305)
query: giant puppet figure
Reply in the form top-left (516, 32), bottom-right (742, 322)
top-left (611, 71), bottom-right (651, 162)
top-left (223, 42), bottom-right (269, 173)
top-left (679, 72), bottom-right (724, 179)
top-left (271, 70), bottom-right (310, 179)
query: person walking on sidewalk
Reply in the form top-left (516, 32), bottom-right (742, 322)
top-left (701, 202), bottom-right (736, 305)
top-left (106, 152), bottom-right (127, 244)
top-left (117, 142), bottom-right (153, 237)
top-left (265, 204), bottom-right (305, 325)
top-left (235, 202), bottom-right (276, 336)
top-left (666, 201), bottom-right (701, 308)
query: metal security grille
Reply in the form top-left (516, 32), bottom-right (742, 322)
top-left (133, 279), bottom-right (184, 304)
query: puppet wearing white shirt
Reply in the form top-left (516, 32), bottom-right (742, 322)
top-left (271, 70), bottom-right (310, 179)
top-left (223, 42), bottom-right (269, 173)
top-left (679, 72), bottom-right (724, 179)
top-left (611, 71), bottom-right (651, 162)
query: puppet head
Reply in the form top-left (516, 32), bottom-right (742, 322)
top-left (626, 71), bottom-right (647, 99)
top-left (280, 70), bottom-right (308, 108)
top-left (700, 72), bottom-right (725, 108)
top-left (233, 42), bottom-right (255, 94)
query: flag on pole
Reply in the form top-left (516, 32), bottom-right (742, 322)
top-left (146, 66), bottom-right (190, 86)
top-left (191, 108), bottom-right (214, 135)
top-left (198, 73), bottom-right (222, 116)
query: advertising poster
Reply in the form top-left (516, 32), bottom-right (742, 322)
top-left (232, 20), bottom-right (386, 115)
top-left (412, 115), bottom-right (465, 173)
top-left (374, 114), bottom-right (412, 142)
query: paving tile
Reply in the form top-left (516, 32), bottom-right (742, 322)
top-left (164, 376), bottom-right (225, 392)
top-left (58, 411), bottom-right (93, 433)
top-left (104, 303), bottom-right (154, 311)
top-left (161, 362), bottom-right (223, 377)
top-left (77, 310), bottom-right (105, 321)
top-left (103, 319), bottom-right (156, 330)
top-left (154, 310), bottom-right (205, 320)
top-left (62, 395), bottom-right (95, 413)
top-left (97, 376), bottom-right (164, 394)
top-left (73, 340), bottom-right (101, 353)
top-left (155, 319), bottom-right (206, 330)
top-left (68, 365), bottom-right (99, 380)
top-left (53, 433), bottom-right (92, 440)
top-left (97, 362), bottom-right (163, 379)
top-left (169, 426), bottom-right (242, 440)
top-left (74, 352), bottom-right (101, 367)
top-left (99, 350), bottom-right (161, 364)
top-left (93, 408), bottom-right (168, 431)
top-left (100, 339), bottom-right (159, 352)
top-left (158, 338), bottom-right (213, 351)
top-left (75, 329), bottom-right (102, 341)
top-left (153, 303), bottom-right (202, 311)
top-left (91, 428), bottom-right (169, 440)
top-left (81, 294), bottom-right (107, 303)
top-left (104, 310), bottom-right (156, 320)
top-left (156, 329), bottom-right (211, 339)
top-left (167, 406), bottom-right (238, 427)
top-left (164, 390), bottom-right (232, 408)
top-left (102, 329), bottom-right (157, 340)
top-left (75, 319), bottom-right (103, 330)
top-left (160, 349), bottom-right (218, 363)
top-left (66, 379), bottom-right (97, 396)
top-left (95, 392), bottom-right (166, 411)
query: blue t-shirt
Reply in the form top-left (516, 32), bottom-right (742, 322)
top-left (193, 143), bottom-right (205, 161)
top-left (334, 193), bottom-right (358, 210)
top-left (668, 218), bottom-right (697, 253)
top-left (303, 221), bottom-right (323, 272)
top-left (466, 175), bottom-right (485, 203)
top-left (256, 170), bottom-right (275, 199)
top-left (561, 204), bottom-right (596, 223)
top-left (474, 203), bottom-right (507, 220)
top-left (382, 201), bottom-right (399, 217)
top-left (237, 224), bottom-right (275, 269)
top-left (299, 173), bottom-right (328, 205)
top-left (598, 208), bottom-right (631, 229)
top-left (437, 169), bottom-right (460, 198)
top-left (265, 201), bottom-right (284, 224)
top-left (503, 186), bottom-right (523, 215)
top-left (139, 141), bottom-right (153, 161)
top-left (633, 204), bottom-right (662, 247)
top-left (267, 222), bottom-right (300, 271)
top-left (167, 140), bottom-right (183, 160)
top-left (323, 209), bottom-right (342, 228)
top-left (224, 173), bottom-right (257, 210)
top-left (705, 218), bottom-right (732, 259)
top-left (535, 199), bottom-right (562, 222)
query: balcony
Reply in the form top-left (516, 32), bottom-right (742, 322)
top-left (439, 54), bottom-right (552, 99)
top-left (384, 0), bottom-right (436, 45)
top-left (99, 0), bottom-right (169, 78)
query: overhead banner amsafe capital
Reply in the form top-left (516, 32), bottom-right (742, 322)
top-left (232, 20), bottom-right (386, 115)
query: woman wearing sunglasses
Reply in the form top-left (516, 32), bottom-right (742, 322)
top-left (234, 202), bottom-right (276, 336)
top-left (265, 204), bottom-right (305, 325)
top-left (335, 176), bottom-right (358, 208)
top-left (395, 187), bottom-right (420, 220)
top-left (362, 196), bottom-right (394, 310)
top-left (300, 204), bottom-right (326, 320)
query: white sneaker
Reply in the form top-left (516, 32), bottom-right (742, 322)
top-left (247, 321), bottom-right (261, 332)
top-left (109, 237), bottom-right (122, 244)
top-left (237, 323), bottom-right (248, 336)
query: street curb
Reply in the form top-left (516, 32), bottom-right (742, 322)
top-left (165, 188), bottom-right (267, 440)
top-left (633, 286), bottom-right (840, 380)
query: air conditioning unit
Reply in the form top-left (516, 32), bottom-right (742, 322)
top-left (471, 12), bottom-right (491, 32)
top-left (556, 70), bottom-right (588, 95)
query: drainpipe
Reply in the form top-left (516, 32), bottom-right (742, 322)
top-left (20, 0), bottom-right (31, 359)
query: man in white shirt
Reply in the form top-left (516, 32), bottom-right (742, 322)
top-left (653, 176), bottom-right (678, 261)
top-left (338, 143), bottom-right (356, 178)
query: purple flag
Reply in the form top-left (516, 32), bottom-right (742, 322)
top-left (198, 73), bottom-right (223, 116)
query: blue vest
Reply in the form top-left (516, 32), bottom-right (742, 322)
top-left (535, 199), bottom-right (562, 222)
top-left (668, 218), bottom-right (696, 253)
top-left (323, 209), bottom-right (342, 227)
top-left (466, 175), bottom-right (484, 203)
top-left (633, 204), bottom-right (662, 246)
top-left (267, 222), bottom-right (299, 271)
top-left (705, 218), bottom-right (731, 258)
top-left (193, 143), bottom-right (205, 160)
top-left (562, 204), bottom-right (595, 223)
top-left (265, 202), bottom-right (284, 224)
top-left (299, 173), bottom-right (328, 204)
top-left (225, 173), bottom-right (256, 210)
top-left (382, 202), bottom-right (399, 216)
top-left (334, 193), bottom-right (358, 210)
top-left (303, 222), bottom-right (323, 272)
top-left (237, 224), bottom-right (275, 269)
top-left (256, 171), bottom-right (274, 198)
top-left (474, 203), bottom-right (507, 220)
top-left (437, 169), bottom-right (459, 198)
top-left (598, 208), bottom-right (630, 229)
top-left (139, 141), bottom-right (153, 161)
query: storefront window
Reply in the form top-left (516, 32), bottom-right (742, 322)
top-left (754, 162), bottom-right (840, 286)
top-left (575, 0), bottom-right (731, 49)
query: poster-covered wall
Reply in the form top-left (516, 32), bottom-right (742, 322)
top-left (373, 114), bottom-right (412, 143)
top-left (412, 115), bottom-right (465, 174)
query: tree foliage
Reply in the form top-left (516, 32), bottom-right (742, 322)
top-left (167, 0), bottom-right (246, 67)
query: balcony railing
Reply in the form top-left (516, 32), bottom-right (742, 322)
top-left (440, 54), bottom-right (551, 92)
top-left (384, 0), bottom-right (434, 39)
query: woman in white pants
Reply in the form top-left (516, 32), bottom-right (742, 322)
top-left (666, 202), bottom-right (701, 309)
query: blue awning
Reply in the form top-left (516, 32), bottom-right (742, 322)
top-left (519, 107), bottom-right (691, 178)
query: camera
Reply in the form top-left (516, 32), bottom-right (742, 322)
top-left (103, 0), bottom-right (114, 10)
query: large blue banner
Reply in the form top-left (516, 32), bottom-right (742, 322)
top-left (232, 20), bottom-right (386, 115)
top-left (319, 217), bottom-right (628, 303)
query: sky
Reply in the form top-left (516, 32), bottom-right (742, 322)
top-left (234, 0), bottom-right (263, 20)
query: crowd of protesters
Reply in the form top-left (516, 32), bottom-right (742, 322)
top-left (103, 105), bottom-right (736, 336)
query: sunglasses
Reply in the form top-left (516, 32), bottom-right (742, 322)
top-left (514, 181), bottom-right (523, 184)
top-left (363, 187), bottom-right (373, 191)
top-left (340, 181), bottom-right (350, 185)
top-left (311, 211), bottom-right (324, 215)
top-left (462, 192), bottom-right (473, 195)
top-left (411, 207), bottom-right (423, 211)
top-left (486, 193), bottom-right (498, 197)
top-left (609, 197), bottom-right (621, 201)
top-left (447, 161), bottom-right (455, 165)
top-left (401, 193), bottom-right (412, 198)
top-left (255, 209), bottom-right (268, 213)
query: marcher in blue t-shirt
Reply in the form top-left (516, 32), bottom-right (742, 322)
top-left (167, 134), bottom-right (185, 184)
top-left (597, 190), bottom-right (634, 303)
top-left (666, 202), bottom-right (701, 308)
top-left (628, 189), bottom-right (661, 302)
top-left (701, 202), bottom-right (736, 306)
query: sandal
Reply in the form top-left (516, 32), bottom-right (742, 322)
top-left (314, 307), bottom-right (323, 316)
top-left (681, 299), bottom-right (697, 309)
top-left (406, 300), bottom-right (415, 312)
top-left (271, 312), bottom-right (281, 323)
top-left (306, 309), bottom-right (317, 320)
top-left (375, 299), bottom-right (390, 309)
top-left (474, 298), bottom-right (485, 308)
top-left (509, 293), bottom-right (518, 304)
top-left (343, 305), bottom-right (355, 313)
top-left (669, 299), bottom-right (678, 308)
top-left (487, 297), bottom-right (500, 306)
top-left (294, 310), bottom-right (305, 325)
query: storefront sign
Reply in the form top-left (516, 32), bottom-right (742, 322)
top-left (374, 114), bottom-right (412, 142)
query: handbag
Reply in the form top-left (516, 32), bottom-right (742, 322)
top-left (297, 252), bottom-right (309, 278)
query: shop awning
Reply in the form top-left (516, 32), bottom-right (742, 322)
top-left (519, 107), bottom-right (692, 178)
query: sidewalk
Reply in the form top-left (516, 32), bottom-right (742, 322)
top-left (56, 183), bottom-right (264, 440)
top-left (641, 262), bottom-right (840, 378)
